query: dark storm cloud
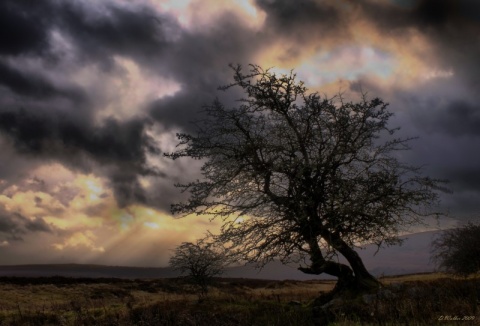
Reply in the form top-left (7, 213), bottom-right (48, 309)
top-left (349, 0), bottom-right (480, 143)
top-left (350, 75), bottom-right (480, 219)
top-left (0, 0), bottom-right (177, 64)
top-left (0, 209), bottom-right (52, 242)
top-left (0, 0), bottom-right (174, 208)
top-left (446, 169), bottom-right (480, 194)
top-left (0, 107), bottom-right (153, 158)
top-left (414, 0), bottom-right (480, 93)
top-left (403, 95), bottom-right (480, 219)
top-left (56, 1), bottom-right (178, 69)
top-left (109, 170), bottom-right (147, 207)
top-left (0, 106), bottom-right (160, 206)
top-left (341, 0), bottom-right (480, 220)
top-left (253, 0), bottom-right (350, 62)
top-left (149, 12), bottom-right (262, 131)
top-left (255, 0), bottom-right (345, 36)
top-left (1, 0), bottom-right (478, 218)
top-left (0, 0), bottom-right (53, 56)
top-left (0, 62), bottom-right (85, 101)
top-left (359, 0), bottom-right (480, 28)
top-left (415, 0), bottom-right (480, 26)
top-left (0, 0), bottom-right (264, 211)
top-left (145, 12), bottom-right (268, 210)
top-left (432, 101), bottom-right (480, 137)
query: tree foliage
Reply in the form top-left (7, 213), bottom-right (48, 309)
top-left (169, 241), bottom-right (227, 294)
top-left (431, 223), bottom-right (480, 276)
top-left (166, 64), bottom-right (445, 293)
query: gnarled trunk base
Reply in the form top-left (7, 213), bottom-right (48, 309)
top-left (311, 273), bottom-right (381, 325)
top-left (314, 272), bottom-right (381, 306)
top-left (300, 233), bottom-right (381, 323)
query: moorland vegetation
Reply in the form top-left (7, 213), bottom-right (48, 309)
top-left (0, 273), bottom-right (477, 325)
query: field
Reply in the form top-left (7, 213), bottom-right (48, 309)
top-left (0, 273), bottom-right (477, 325)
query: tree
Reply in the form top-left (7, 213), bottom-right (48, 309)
top-left (431, 223), bottom-right (480, 276)
top-left (169, 241), bottom-right (227, 295)
top-left (166, 64), bottom-right (444, 297)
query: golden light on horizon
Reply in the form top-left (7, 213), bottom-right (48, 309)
top-left (0, 162), bottom-right (224, 261)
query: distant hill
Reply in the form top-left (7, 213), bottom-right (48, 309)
top-left (0, 230), bottom-right (440, 280)
top-left (0, 264), bottom-right (179, 279)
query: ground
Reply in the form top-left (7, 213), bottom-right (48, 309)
top-left (0, 273), bottom-right (477, 325)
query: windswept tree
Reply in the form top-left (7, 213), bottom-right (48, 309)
top-left (431, 222), bottom-right (480, 276)
top-left (166, 64), bottom-right (444, 297)
top-left (169, 241), bottom-right (227, 295)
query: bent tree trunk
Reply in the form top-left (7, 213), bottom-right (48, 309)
top-left (299, 234), bottom-right (380, 303)
top-left (326, 231), bottom-right (381, 293)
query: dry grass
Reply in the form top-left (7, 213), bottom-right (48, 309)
top-left (0, 273), bottom-right (477, 325)
top-left (378, 272), bottom-right (480, 283)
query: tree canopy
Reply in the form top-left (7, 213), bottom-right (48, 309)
top-left (431, 223), bottom-right (480, 276)
top-left (169, 241), bottom-right (227, 295)
top-left (166, 64), bottom-right (445, 294)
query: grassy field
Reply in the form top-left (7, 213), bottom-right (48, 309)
top-left (0, 273), bottom-right (477, 325)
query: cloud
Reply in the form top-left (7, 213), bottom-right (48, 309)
top-left (53, 231), bottom-right (105, 253)
top-left (0, 0), bottom-right (178, 210)
top-left (0, 209), bottom-right (52, 242)
top-left (358, 0), bottom-right (480, 88)
top-left (0, 0), bottom-right (265, 212)
top-left (0, 1), bottom-right (53, 56)
top-left (425, 100), bottom-right (480, 137)
top-left (55, 0), bottom-right (179, 69)
top-left (148, 12), bottom-right (263, 130)
top-left (0, 107), bottom-right (161, 205)
top-left (0, 162), bottom-right (224, 266)
top-left (0, 61), bottom-right (85, 100)
top-left (255, 0), bottom-right (346, 39)
top-left (0, 0), bottom-right (479, 266)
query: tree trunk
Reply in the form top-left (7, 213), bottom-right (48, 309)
top-left (299, 233), bottom-right (382, 325)
top-left (323, 231), bottom-right (381, 293)
top-left (299, 231), bottom-right (380, 305)
top-left (299, 237), bottom-right (357, 301)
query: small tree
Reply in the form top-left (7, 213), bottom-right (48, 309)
top-left (431, 222), bottom-right (480, 276)
top-left (169, 241), bottom-right (227, 295)
top-left (166, 64), bottom-right (445, 298)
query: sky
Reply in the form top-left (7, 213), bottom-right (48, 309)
top-left (0, 0), bottom-right (479, 267)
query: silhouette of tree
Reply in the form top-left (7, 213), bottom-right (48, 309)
top-left (431, 222), bottom-right (480, 276)
top-left (166, 64), bottom-right (445, 298)
top-left (169, 241), bottom-right (226, 295)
